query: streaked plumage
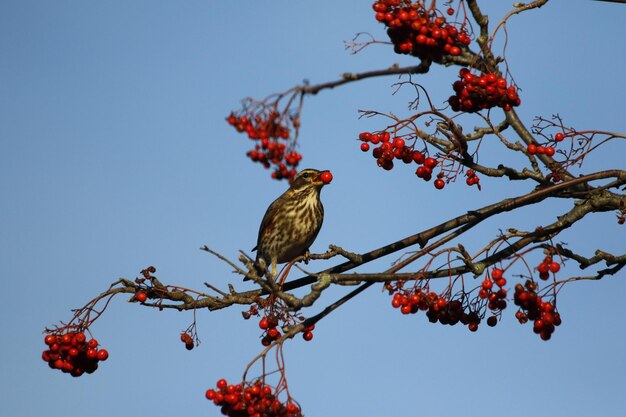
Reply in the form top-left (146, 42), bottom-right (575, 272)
top-left (245, 168), bottom-right (329, 281)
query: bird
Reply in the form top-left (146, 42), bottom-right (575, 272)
top-left (244, 168), bottom-right (332, 281)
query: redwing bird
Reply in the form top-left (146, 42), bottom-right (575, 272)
top-left (244, 168), bottom-right (332, 281)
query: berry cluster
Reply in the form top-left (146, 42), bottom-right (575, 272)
top-left (465, 169), bottom-right (481, 189)
top-left (258, 316), bottom-right (282, 346)
top-left (206, 379), bottom-right (302, 417)
top-left (227, 112), bottom-right (301, 181)
top-left (527, 132), bottom-right (565, 162)
top-left (301, 323), bottom-right (315, 341)
top-left (536, 255), bottom-right (561, 280)
top-left (358, 131), bottom-right (444, 186)
top-left (372, 1), bottom-right (471, 62)
top-left (180, 332), bottom-right (194, 350)
top-left (526, 143), bottom-right (555, 157)
top-left (478, 268), bottom-right (509, 319)
top-left (390, 288), bottom-right (484, 332)
top-left (513, 280), bottom-right (561, 340)
top-left (41, 331), bottom-right (108, 377)
top-left (449, 68), bottom-right (521, 112)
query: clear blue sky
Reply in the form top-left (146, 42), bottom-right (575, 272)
top-left (1, 1), bottom-right (625, 416)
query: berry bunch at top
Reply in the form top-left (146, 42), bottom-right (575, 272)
top-left (449, 68), bottom-right (521, 112)
top-left (41, 331), bottom-right (109, 377)
top-left (227, 110), bottom-right (302, 181)
top-left (372, 0), bottom-right (471, 62)
top-left (206, 378), bottom-right (302, 417)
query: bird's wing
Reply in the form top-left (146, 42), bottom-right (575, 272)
top-left (254, 195), bottom-right (282, 251)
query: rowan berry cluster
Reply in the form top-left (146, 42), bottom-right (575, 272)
top-left (465, 169), bottom-right (480, 189)
top-left (449, 68), bottom-right (521, 112)
top-left (180, 332), bottom-right (194, 350)
top-left (227, 112), bottom-right (301, 181)
top-left (206, 379), bottom-right (302, 417)
top-left (257, 314), bottom-right (316, 345)
top-left (513, 280), bottom-right (561, 340)
top-left (301, 323), bottom-right (315, 341)
top-left (536, 255), bottom-right (561, 280)
top-left (258, 316), bottom-right (282, 346)
top-left (227, 112), bottom-right (290, 141)
top-left (527, 131), bottom-right (565, 167)
top-left (358, 131), bottom-right (444, 186)
top-left (372, 1), bottom-right (471, 62)
top-left (526, 143), bottom-right (555, 157)
top-left (41, 331), bottom-right (109, 377)
top-left (389, 287), bottom-right (483, 332)
top-left (478, 268), bottom-right (509, 319)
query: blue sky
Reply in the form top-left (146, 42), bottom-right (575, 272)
top-left (1, 1), bottom-right (625, 416)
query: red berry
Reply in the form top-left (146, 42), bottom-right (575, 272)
top-left (302, 331), bottom-right (314, 341)
top-left (446, 7), bottom-right (454, 15)
top-left (424, 157), bottom-right (437, 169)
top-left (96, 349), bottom-right (109, 361)
top-left (135, 291), bottom-right (147, 303)
top-left (259, 317), bottom-right (269, 329)
top-left (549, 262), bottom-right (561, 273)
top-left (360, 142), bottom-right (370, 152)
top-left (216, 379), bottom-right (228, 390)
top-left (267, 327), bottom-right (280, 339)
top-left (44, 334), bottom-right (56, 346)
top-left (392, 137), bottom-right (405, 149)
top-left (434, 179), bottom-right (445, 189)
top-left (412, 151), bottom-right (425, 164)
top-left (86, 348), bottom-right (98, 360)
top-left (206, 389), bottom-right (216, 400)
top-left (74, 332), bottom-right (86, 344)
top-left (555, 132), bottom-right (564, 142)
top-left (491, 268), bottom-right (503, 280)
top-left (320, 170), bottom-right (333, 184)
